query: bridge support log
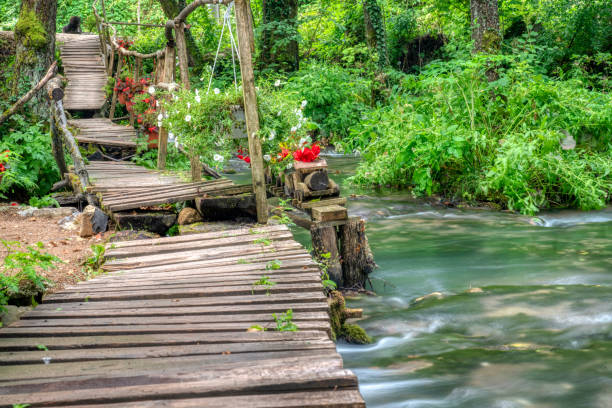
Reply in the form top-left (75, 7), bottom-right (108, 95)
top-left (235, 0), bottom-right (268, 224)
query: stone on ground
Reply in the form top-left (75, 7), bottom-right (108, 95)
top-left (178, 207), bottom-right (203, 225)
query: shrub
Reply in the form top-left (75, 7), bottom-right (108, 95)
top-left (350, 55), bottom-right (612, 214)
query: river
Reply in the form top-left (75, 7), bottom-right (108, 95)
top-left (294, 157), bottom-right (612, 408)
top-left (231, 155), bottom-right (612, 407)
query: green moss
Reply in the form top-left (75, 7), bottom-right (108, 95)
top-left (327, 290), bottom-right (373, 344)
top-left (341, 323), bottom-right (373, 345)
top-left (15, 6), bottom-right (47, 50)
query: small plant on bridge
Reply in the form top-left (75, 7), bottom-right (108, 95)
top-left (318, 252), bottom-right (338, 293)
top-left (253, 238), bottom-right (272, 246)
top-left (273, 309), bottom-right (298, 332)
top-left (252, 275), bottom-right (277, 296)
top-left (83, 244), bottom-right (106, 278)
top-left (266, 260), bottom-right (282, 270)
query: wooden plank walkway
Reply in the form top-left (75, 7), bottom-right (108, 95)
top-left (86, 161), bottom-right (236, 212)
top-left (59, 34), bottom-right (107, 111)
top-left (70, 118), bottom-right (138, 147)
top-left (0, 224), bottom-right (364, 407)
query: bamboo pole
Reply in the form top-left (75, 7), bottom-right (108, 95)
top-left (109, 54), bottom-right (124, 120)
top-left (130, 57), bottom-right (141, 127)
top-left (235, 0), bottom-right (268, 223)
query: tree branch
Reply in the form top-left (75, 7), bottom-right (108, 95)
top-left (0, 61), bottom-right (58, 125)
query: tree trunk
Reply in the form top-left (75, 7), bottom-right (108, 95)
top-left (363, 0), bottom-right (389, 68)
top-left (12, 0), bottom-right (57, 118)
top-left (470, 0), bottom-right (501, 53)
top-left (158, 0), bottom-right (203, 67)
top-left (261, 0), bottom-right (299, 72)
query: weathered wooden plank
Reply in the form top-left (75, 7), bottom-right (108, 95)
top-left (0, 330), bottom-right (329, 351)
top-left (45, 390), bottom-right (366, 408)
top-left (41, 282), bottom-right (324, 303)
top-left (1, 339), bottom-right (335, 365)
top-left (10, 311), bottom-right (329, 328)
top-left (1, 359), bottom-right (355, 406)
top-left (312, 205), bottom-right (348, 222)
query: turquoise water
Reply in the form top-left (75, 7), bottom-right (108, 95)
top-left (231, 156), bottom-right (612, 407)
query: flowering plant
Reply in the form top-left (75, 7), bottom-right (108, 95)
top-left (0, 150), bottom-right (9, 174)
top-left (293, 139), bottom-right (321, 162)
top-left (117, 39), bottom-right (133, 50)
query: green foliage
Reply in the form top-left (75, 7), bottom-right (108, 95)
top-left (253, 238), bottom-right (272, 246)
top-left (0, 119), bottom-right (60, 200)
top-left (272, 309), bottom-right (298, 332)
top-left (0, 240), bottom-right (59, 311)
top-left (266, 260), bottom-right (282, 270)
top-left (251, 275), bottom-right (277, 296)
top-left (317, 252), bottom-right (338, 292)
top-left (15, 6), bottom-right (47, 49)
top-left (281, 63), bottom-right (372, 141)
top-left (349, 55), bottom-right (612, 214)
top-left (83, 244), bottom-right (106, 278)
top-left (28, 195), bottom-right (59, 208)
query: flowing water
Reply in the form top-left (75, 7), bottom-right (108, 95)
top-left (231, 156), bottom-right (612, 407)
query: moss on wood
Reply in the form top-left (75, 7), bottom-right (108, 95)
top-left (328, 290), bottom-right (372, 344)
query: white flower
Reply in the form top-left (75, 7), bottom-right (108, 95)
top-left (195, 95), bottom-right (201, 103)
top-left (299, 137), bottom-right (307, 146)
top-left (296, 122), bottom-right (302, 129)
top-left (277, 110), bottom-right (282, 117)
top-left (291, 126), bottom-right (297, 133)
top-left (187, 102), bottom-right (191, 109)
top-left (213, 154), bottom-right (224, 162)
top-left (157, 113), bottom-right (163, 121)
top-left (157, 121), bottom-right (162, 128)
top-left (174, 95), bottom-right (179, 102)
top-left (185, 115), bottom-right (192, 122)
top-left (195, 89), bottom-right (199, 96)
top-left (148, 86), bottom-right (156, 95)
top-left (274, 80), bottom-right (281, 87)
top-left (286, 162), bottom-right (293, 169)
top-left (301, 100), bottom-right (308, 108)
top-left (214, 88), bottom-right (220, 95)
top-left (269, 130), bottom-right (276, 140)
top-left (168, 132), bottom-right (175, 141)
top-left (263, 154), bottom-right (271, 162)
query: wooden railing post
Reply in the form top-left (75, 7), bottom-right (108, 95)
top-left (109, 54), bottom-right (123, 120)
top-left (235, 0), bottom-right (268, 224)
top-left (174, 21), bottom-right (190, 90)
top-left (157, 39), bottom-right (175, 170)
top-left (130, 56), bottom-right (141, 127)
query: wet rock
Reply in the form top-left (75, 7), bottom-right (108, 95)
top-left (16, 206), bottom-right (77, 218)
top-left (113, 211), bottom-right (177, 235)
top-left (0, 305), bottom-right (33, 326)
top-left (466, 287), bottom-right (484, 294)
top-left (108, 230), bottom-right (161, 242)
top-left (177, 207), bottom-right (203, 225)
top-left (79, 205), bottom-right (109, 238)
top-left (58, 211), bottom-right (81, 231)
top-left (413, 291), bottom-right (444, 303)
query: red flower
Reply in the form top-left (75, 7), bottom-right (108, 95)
top-left (293, 144), bottom-right (321, 162)
top-left (0, 164), bottom-right (5, 172)
top-left (10, 202), bottom-right (17, 206)
top-left (244, 156), bottom-right (251, 164)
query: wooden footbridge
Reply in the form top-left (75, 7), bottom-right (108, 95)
top-left (0, 224), bottom-right (364, 407)
top-left (1, 1), bottom-right (368, 405)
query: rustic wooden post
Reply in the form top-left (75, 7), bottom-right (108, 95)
top-left (311, 224), bottom-right (343, 287)
top-left (109, 53), bottom-right (123, 120)
top-left (339, 218), bottom-right (377, 289)
top-left (155, 55), bottom-right (165, 83)
top-left (174, 21), bottom-right (190, 90)
top-left (130, 56), bottom-right (141, 127)
top-left (235, 0), bottom-right (268, 224)
top-left (48, 81), bottom-right (68, 179)
top-left (157, 37), bottom-right (175, 170)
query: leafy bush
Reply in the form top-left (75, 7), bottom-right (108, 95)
top-left (0, 119), bottom-right (60, 200)
top-left (282, 62), bottom-right (372, 141)
top-left (1, 240), bottom-right (59, 311)
top-left (350, 55), bottom-right (612, 214)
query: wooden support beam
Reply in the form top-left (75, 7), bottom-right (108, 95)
top-left (109, 54), bottom-right (123, 120)
top-left (157, 44), bottom-right (175, 170)
top-left (235, 0), bottom-right (268, 224)
top-left (174, 22), bottom-right (190, 90)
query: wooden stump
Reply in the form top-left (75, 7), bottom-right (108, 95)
top-left (310, 223), bottom-right (343, 287)
top-left (339, 218), bottom-right (376, 289)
